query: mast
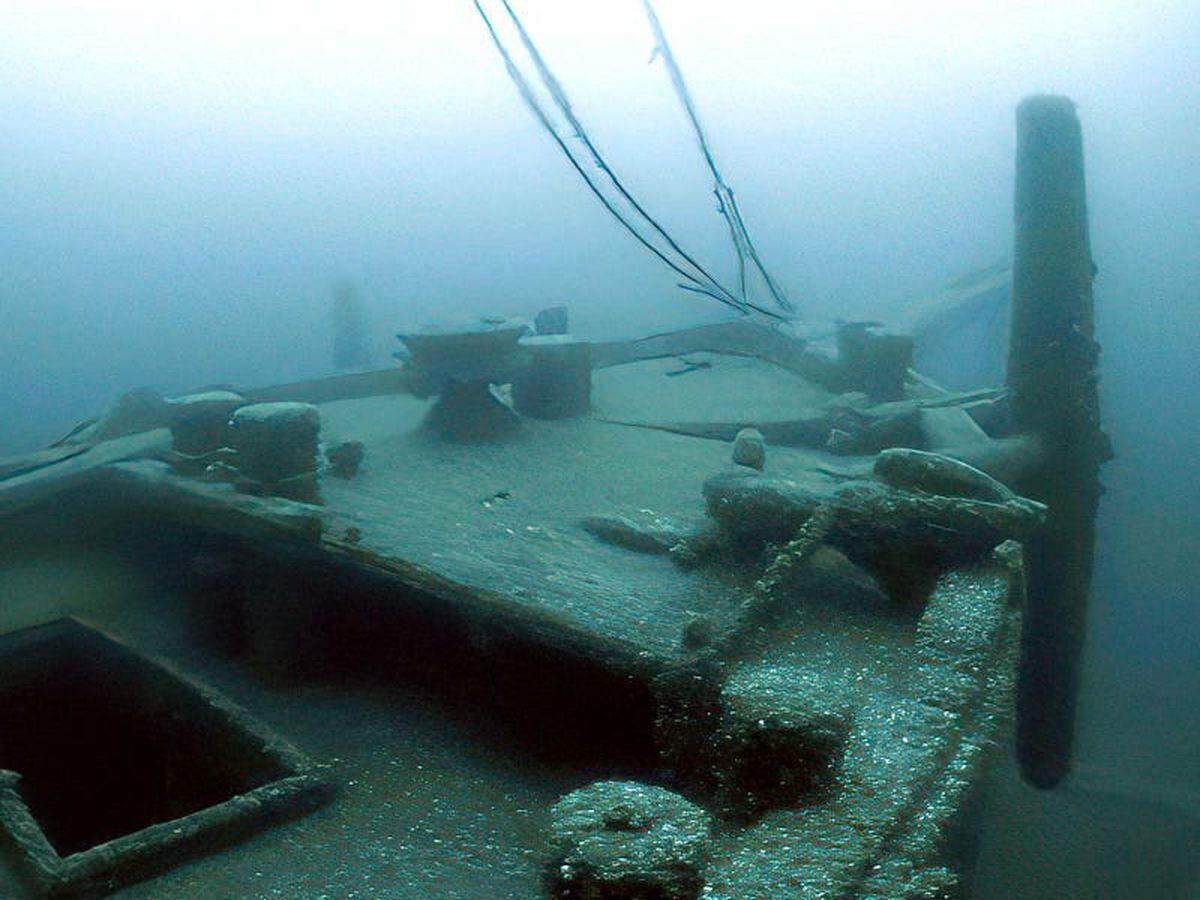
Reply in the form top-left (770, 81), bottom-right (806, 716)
top-left (1008, 95), bottom-right (1111, 788)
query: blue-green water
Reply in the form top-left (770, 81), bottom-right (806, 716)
top-left (1, 2), bottom-right (1197, 897)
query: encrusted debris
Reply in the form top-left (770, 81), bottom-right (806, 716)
top-left (731, 427), bottom-right (766, 470)
top-left (580, 511), bottom-right (696, 556)
top-left (715, 666), bottom-right (856, 821)
top-left (703, 469), bottom-right (1045, 601)
top-left (872, 447), bottom-right (1017, 503)
top-left (546, 780), bottom-right (711, 899)
top-left (326, 440), bottom-right (365, 479)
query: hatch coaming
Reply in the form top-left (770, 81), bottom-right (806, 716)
top-left (0, 619), bottom-right (332, 898)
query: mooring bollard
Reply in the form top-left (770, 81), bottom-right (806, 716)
top-left (1008, 95), bottom-right (1110, 789)
top-left (511, 336), bottom-right (592, 420)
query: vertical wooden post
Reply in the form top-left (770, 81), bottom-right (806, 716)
top-left (332, 281), bottom-right (371, 371)
top-left (1009, 95), bottom-right (1110, 788)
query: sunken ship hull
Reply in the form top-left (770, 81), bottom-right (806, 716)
top-left (0, 97), bottom-right (1102, 898)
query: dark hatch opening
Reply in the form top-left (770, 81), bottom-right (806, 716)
top-left (0, 620), bottom-right (288, 857)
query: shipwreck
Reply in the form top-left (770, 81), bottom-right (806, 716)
top-left (0, 4), bottom-right (1106, 895)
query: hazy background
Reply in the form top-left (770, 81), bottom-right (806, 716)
top-left (2, 0), bottom-right (1198, 892)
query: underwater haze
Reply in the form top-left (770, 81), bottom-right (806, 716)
top-left (2, 1), bottom-right (1199, 896)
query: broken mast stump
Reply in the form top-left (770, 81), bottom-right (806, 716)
top-left (1008, 95), bottom-right (1110, 789)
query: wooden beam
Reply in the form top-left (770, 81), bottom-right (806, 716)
top-left (591, 320), bottom-right (843, 388)
top-left (1008, 96), bottom-right (1110, 788)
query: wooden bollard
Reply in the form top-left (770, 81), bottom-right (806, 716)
top-left (1008, 95), bottom-right (1110, 788)
top-left (512, 336), bottom-right (592, 420)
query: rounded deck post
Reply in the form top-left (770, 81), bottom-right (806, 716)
top-left (1008, 95), bottom-right (1110, 788)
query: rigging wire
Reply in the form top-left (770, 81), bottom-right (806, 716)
top-left (641, 0), bottom-right (794, 315)
top-left (496, 0), bottom-right (749, 312)
top-left (472, 0), bottom-right (789, 320)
